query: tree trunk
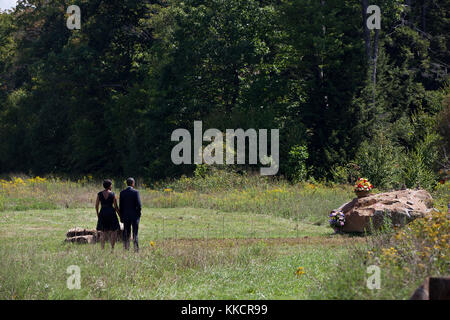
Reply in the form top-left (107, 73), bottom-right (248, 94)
top-left (361, 0), bottom-right (379, 109)
top-left (230, 67), bottom-right (239, 114)
top-left (421, 0), bottom-right (427, 33)
top-left (320, 0), bottom-right (327, 110)
top-left (371, 29), bottom-right (379, 107)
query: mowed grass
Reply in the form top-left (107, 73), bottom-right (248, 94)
top-left (0, 207), bottom-right (360, 299)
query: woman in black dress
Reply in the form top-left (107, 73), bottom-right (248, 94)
top-left (95, 179), bottom-right (120, 250)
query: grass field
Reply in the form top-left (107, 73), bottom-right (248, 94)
top-left (0, 174), bottom-right (448, 300)
top-left (0, 208), bottom-right (355, 299)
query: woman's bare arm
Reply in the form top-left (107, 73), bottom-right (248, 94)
top-left (95, 194), bottom-right (100, 217)
top-left (113, 196), bottom-right (120, 215)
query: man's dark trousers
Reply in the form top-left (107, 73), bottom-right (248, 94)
top-left (119, 186), bottom-right (142, 251)
top-left (123, 218), bottom-right (140, 251)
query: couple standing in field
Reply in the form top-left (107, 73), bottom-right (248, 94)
top-left (95, 177), bottom-right (141, 252)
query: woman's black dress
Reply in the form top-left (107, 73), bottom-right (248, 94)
top-left (96, 191), bottom-right (120, 231)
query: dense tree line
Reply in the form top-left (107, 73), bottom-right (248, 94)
top-left (0, 0), bottom-right (448, 187)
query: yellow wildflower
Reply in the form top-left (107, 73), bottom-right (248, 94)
top-left (295, 266), bottom-right (305, 277)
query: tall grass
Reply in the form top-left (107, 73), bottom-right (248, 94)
top-left (144, 184), bottom-right (352, 224)
top-left (0, 172), bottom-right (354, 224)
top-left (0, 172), bottom-right (448, 299)
top-left (310, 209), bottom-right (450, 299)
top-left (2, 172), bottom-right (448, 226)
top-left (0, 175), bottom-right (99, 210)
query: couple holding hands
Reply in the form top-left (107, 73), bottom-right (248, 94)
top-left (95, 177), bottom-right (141, 252)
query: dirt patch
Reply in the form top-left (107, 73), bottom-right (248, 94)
top-left (22, 226), bottom-right (56, 231)
top-left (152, 235), bottom-right (367, 249)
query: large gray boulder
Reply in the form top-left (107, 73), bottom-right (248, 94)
top-left (335, 189), bottom-right (434, 233)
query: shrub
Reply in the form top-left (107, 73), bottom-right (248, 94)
top-left (330, 162), bottom-right (361, 185)
top-left (312, 209), bottom-right (450, 299)
top-left (432, 181), bottom-right (450, 208)
top-left (400, 133), bottom-right (440, 190)
top-left (436, 94), bottom-right (450, 152)
top-left (355, 133), bottom-right (402, 189)
top-left (285, 145), bottom-right (309, 183)
top-left (400, 149), bottom-right (437, 190)
top-left (194, 164), bottom-right (209, 178)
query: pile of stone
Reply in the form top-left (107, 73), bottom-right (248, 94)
top-left (65, 227), bottom-right (98, 244)
top-left (333, 189), bottom-right (434, 233)
top-left (65, 224), bottom-right (126, 244)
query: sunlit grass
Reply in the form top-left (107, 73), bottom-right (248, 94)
top-left (0, 174), bottom-right (447, 300)
top-left (0, 207), bottom-right (351, 299)
top-left (310, 209), bottom-right (450, 300)
top-left (0, 174), bottom-right (354, 225)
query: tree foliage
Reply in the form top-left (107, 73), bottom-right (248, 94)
top-left (0, 0), bottom-right (448, 186)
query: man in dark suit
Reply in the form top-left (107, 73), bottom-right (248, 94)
top-left (119, 177), bottom-right (142, 252)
